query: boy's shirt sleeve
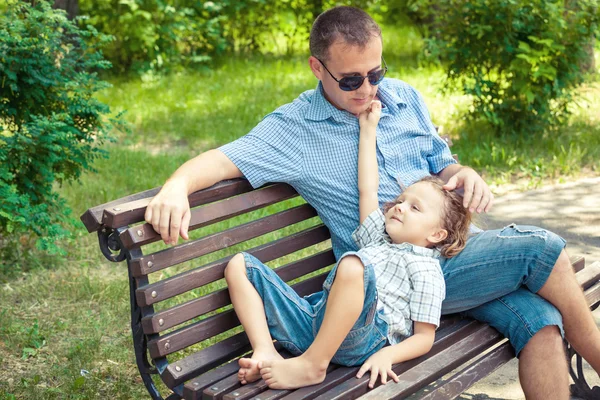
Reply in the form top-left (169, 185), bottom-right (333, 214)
top-left (351, 209), bottom-right (387, 249)
top-left (408, 258), bottom-right (446, 328)
top-left (219, 113), bottom-right (303, 188)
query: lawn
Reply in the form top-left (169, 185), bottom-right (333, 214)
top-left (1, 23), bottom-right (599, 399)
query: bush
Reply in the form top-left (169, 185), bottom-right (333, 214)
top-left (413, 0), bottom-right (599, 135)
top-left (79, 0), bottom-right (229, 74)
top-left (0, 0), bottom-right (118, 266)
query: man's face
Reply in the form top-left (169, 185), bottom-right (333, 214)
top-left (311, 36), bottom-right (383, 116)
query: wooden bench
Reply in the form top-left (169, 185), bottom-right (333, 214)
top-left (81, 178), bottom-right (600, 400)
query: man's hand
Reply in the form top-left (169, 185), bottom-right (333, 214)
top-left (144, 179), bottom-right (191, 245)
top-left (358, 100), bottom-right (382, 131)
top-left (442, 166), bottom-right (494, 213)
top-left (356, 347), bottom-right (399, 389)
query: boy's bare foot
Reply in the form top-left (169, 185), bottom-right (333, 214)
top-left (238, 351), bottom-right (283, 384)
top-left (259, 356), bottom-right (327, 389)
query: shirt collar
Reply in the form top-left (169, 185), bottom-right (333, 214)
top-left (382, 232), bottom-right (441, 258)
top-left (305, 79), bottom-right (407, 122)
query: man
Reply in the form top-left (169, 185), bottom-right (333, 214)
top-left (145, 6), bottom-right (600, 398)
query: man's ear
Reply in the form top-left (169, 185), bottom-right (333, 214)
top-left (309, 56), bottom-right (323, 81)
top-left (428, 228), bottom-right (448, 245)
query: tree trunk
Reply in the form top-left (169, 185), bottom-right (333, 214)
top-left (52, 0), bottom-right (78, 20)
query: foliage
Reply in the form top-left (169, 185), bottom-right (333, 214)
top-left (0, 0), bottom-right (118, 263)
top-left (408, 0), bottom-right (599, 135)
top-left (79, 0), bottom-right (228, 74)
top-left (78, 0), bottom-right (374, 74)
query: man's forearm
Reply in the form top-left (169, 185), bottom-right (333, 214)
top-left (166, 149), bottom-right (243, 195)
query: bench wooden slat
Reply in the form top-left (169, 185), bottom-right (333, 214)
top-left (142, 250), bottom-right (335, 334)
top-left (419, 342), bottom-right (514, 400)
top-left (149, 310), bottom-right (240, 359)
top-left (119, 183), bottom-right (300, 248)
top-left (80, 187), bottom-right (161, 233)
top-left (571, 255), bottom-right (585, 273)
top-left (247, 319), bottom-right (471, 400)
top-left (179, 358), bottom-right (240, 400)
top-left (162, 331), bottom-right (251, 390)
top-left (576, 260), bottom-right (600, 289)
top-left (342, 324), bottom-right (503, 400)
top-left (201, 373), bottom-right (242, 400)
top-left (129, 204), bottom-right (318, 275)
top-left (102, 179), bottom-right (256, 230)
top-left (135, 225), bottom-right (331, 306)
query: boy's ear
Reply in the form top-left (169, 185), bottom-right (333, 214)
top-left (428, 228), bottom-right (448, 245)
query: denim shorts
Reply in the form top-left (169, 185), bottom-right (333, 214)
top-left (241, 251), bottom-right (389, 366)
top-left (440, 224), bottom-right (567, 356)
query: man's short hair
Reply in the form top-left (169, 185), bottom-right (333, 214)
top-left (309, 6), bottom-right (382, 62)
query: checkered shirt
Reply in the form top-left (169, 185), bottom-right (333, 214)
top-left (219, 78), bottom-right (457, 259)
top-left (352, 208), bottom-right (445, 344)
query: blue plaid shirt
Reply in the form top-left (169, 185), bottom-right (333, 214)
top-left (220, 78), bottom-right (457, 259)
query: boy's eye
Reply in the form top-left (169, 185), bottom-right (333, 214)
top-left (412, 205), bottom-right (420, 211)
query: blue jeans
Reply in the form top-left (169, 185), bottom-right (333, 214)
top-left (242, 252), bottom-right (389, 366)
top-left (440, 224), bottom-right (566, 356)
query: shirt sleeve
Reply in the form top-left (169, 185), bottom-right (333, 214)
top-left (406, 85), bottom-right (457, 174)
top-left (408, 259), bottom-right (446, 327)
top-left (351, 209), bottom-right (387, 249)
top-left (218, 112), bottom-right (303, 189)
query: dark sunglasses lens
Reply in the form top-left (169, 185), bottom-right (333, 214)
top-left (368, 69), bottom-right (386, 85)
top-left (339, 77), bottom-right (364, 91)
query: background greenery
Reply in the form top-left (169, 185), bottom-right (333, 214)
top-left (0, 0), bottom-right (599, 398)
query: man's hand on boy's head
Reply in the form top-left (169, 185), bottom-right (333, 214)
top-left (443, 166), bottom-right (494, 213)
top-left (358, 100), bottom-right (382, 130)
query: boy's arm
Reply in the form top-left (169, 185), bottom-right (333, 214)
top-left (356, 322), bottom-right (436, 388)
top-left (358, 101), bottom-right (382, 223)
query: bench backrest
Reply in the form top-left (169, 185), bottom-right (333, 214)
top-left (82, 179), bottom-right (336, 390)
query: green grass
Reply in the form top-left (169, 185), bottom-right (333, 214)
top-left (1, 23), bottom-right (600, 399)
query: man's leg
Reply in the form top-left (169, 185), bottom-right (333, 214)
top-left (519, 326), bottom-right (569, 400)
top-left (259, 255), bottom-right (366, 389)
top-left (537, 249), bottom-right (600, 373)
top-left (440, 225), bottom-right (572, 397)
top-left (465, 290), bottom-right (569, 400)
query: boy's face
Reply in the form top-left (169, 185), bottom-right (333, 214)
top-left (384, 182), bottom-right (447, 248)
top-left (310, 36), bottom-right (383, 116)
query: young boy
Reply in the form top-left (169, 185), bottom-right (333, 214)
top-left (223, 100), bottom-right (472, 389)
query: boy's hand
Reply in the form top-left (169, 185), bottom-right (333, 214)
top-left (358, 100), bottom-right (382, 131)
top-left (356, 347), bottom-right (399, 389)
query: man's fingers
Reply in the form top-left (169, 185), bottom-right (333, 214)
top-left (443, 175), bottom-right (458, 191)
top-left (180, 209), bottom-right (191, 240)
top-left (145, 206), bottom-right (153, 225)
top-left (381, 371), bottom-right (387, 385)
top-left (389, 369), bottom-right (399, 383)
top-left (169, 209), bottom-right (182, 246)
top-left (462, 178), bottom-right (475, 209)
top-left (484, 192), bottom-right (495, 213)
top-left (469, 183), bottom-right (484, 212)
top-left (151, 206), bottom-right (161, 235)
top-left (159, 207), bottom-right (171, 244)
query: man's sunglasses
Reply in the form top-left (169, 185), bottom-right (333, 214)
top-left (317, 57), bottom-right (388, 91)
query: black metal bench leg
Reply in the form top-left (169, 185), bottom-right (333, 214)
top-left (567, 341), bottom-right (600, 400)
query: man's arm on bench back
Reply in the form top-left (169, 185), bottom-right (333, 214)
top-left (145, 149), bottom-right (243, 245)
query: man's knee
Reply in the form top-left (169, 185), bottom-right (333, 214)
top-left (224, 252), bottom-right (247, 281)
top-left (521, 325), bottom-right (565, 360)
top-left (334, 255), bottom-right (365, 284)
top-left (551, 249), bottom-right (573, 275)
